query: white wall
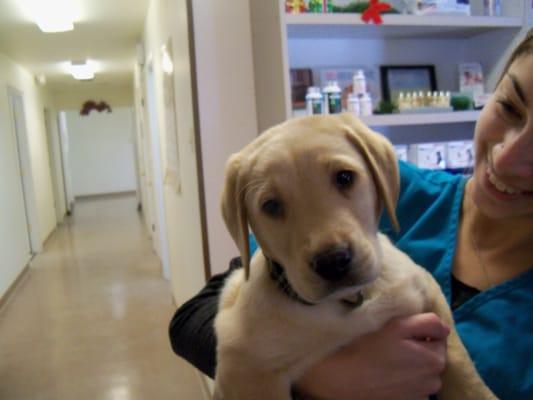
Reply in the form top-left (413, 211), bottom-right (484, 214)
top-left (0, 52), bottom-right (58, 299)
top-left (140, 0), bottom-right (207, 305)
top-left (192, 0), bottom-right (259, 275)
top-left (65, 108), bottom-right (137, 197)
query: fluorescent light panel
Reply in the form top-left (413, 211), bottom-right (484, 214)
top-left (36, 18), bottom-right (73, 33)
top-left (70, 61), bottom-right (95, 80)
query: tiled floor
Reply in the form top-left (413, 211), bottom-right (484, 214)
top-left (0, 194), bottom-right (207, 400)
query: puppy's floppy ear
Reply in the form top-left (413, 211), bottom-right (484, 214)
top-left (221, 154), bottom-right (251, 279)
top-left (339, 113), bottom-right (400, 232)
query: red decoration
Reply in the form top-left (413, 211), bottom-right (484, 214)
top-left (361, 0), bottom-right (391, 25)
top-left (80, 100), bottom-right (112, 116)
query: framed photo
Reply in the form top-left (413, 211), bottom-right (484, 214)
top-left (290, 68), bottom-right (313, 110)
top-left (380, 65), bottom-right (437, 103)
top-left (459, 62), bottom-right (484, 96)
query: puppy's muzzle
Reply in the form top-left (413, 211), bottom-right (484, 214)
top-left (311, 245), bottom-right (352, 282)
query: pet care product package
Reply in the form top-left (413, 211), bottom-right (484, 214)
top-left (409, 142), bottom-right (447, 169)
top-left (323, 81), bottom-right (342, 114)
top-left (415, 0), bottom-right (470, 15)
top-left (306, 87), bottom-right (324, 115)
top-left (446, 141), bottom-right (474, 169)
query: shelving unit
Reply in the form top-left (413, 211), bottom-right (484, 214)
top-left (285, 14), bottom-right (523, 39)
top-left (361, 110), bottom-right (481, 127)
top-left (249, 0), bottom-right (530, 143)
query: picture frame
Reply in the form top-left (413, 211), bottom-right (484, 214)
top-left (458, 62), bottom-right (484, 97)
top-left (380, 65), bottom-right (437, 103)
top-left (290, 68), bottom-right (313, 110)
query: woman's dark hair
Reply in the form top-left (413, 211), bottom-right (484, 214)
top-left (498, 29), bottom-right (533, 84)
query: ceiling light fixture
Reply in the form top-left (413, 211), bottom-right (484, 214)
top-left (36, 18), bottom-right (74, 33)
top-left (70, 61), bottom-right (95, 81)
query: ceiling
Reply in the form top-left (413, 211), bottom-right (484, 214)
top-left (0, 0), bottom-right (150, 90)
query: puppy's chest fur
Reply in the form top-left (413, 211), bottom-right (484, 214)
top-left (215, 234), bottom-right (433, 378)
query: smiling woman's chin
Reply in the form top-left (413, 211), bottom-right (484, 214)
top-left (471, 171), bottom-right (533, 220)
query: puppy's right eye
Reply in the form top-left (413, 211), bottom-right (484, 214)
top-left (262, 199), bottom-right (284, 218)
top-left (335, 170), bottom-right (355, 190)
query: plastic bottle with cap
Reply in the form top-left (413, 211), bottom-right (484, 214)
top-left (323, 81), bottom-right (342, 114)
top-left (347, 93), bottom-right (360, 116)
top-left (352, 70), bottom-right (367, 96)
top-left (305, 87), bottom-right (324, 115)
top-left (360, 93), bottom-right (373, 116)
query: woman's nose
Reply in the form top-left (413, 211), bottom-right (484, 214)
top-left (492, 127), bottom-right (533, 179)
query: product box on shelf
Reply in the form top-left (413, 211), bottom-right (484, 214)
top-left (415, 0), bottom-right (471, 16)
top-left (446, 140), bottom-right (475, 169)
top-left (394, 144), bottom-right (409, 162)
top-left (409, 142), bottom-right (447, 169)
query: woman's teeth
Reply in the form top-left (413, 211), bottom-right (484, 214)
top-left (487, 169), bottom-right (522, 195)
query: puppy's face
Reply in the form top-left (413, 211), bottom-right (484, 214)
top-left (222, 114), bottom-right (399, 303)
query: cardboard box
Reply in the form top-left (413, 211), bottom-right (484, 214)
top-left (447, 140), bottom-right (475, 169)
top-left (409, 142), bottom-right (447, 169)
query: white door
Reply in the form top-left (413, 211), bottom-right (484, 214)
top-left (7, 88), bottom-right (41, 254)
top-left (145, 60), bottom-right (171, 279)
top-left (44, 108), bottom-right (67, 223)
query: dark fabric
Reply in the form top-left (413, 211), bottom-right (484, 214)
top-left (450, 274), bottom-right (481, 311)
top-left (168, 257), bottom-right (242, 378)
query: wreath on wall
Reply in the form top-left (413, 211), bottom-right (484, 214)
top-left (80, 100), bottom-right (112, 116)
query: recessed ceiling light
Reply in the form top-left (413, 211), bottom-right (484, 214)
top-left (36, 18), bottom-right (74, 33)
top-left (70, 61), bottom-right (95, 81)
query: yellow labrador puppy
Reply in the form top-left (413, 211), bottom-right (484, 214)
top-left (215, 113), bottom-right (497, 400)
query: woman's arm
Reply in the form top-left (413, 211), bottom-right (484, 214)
top-left (168, 257), bottom-right (242, 378)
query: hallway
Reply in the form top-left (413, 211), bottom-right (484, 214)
top-left (0, 194), bottom-right (206, 400)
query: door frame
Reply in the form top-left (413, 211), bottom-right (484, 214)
top-left (144, 57), bottom-right (171, 279)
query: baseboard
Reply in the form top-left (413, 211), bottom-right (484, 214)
top-left (0, 264), bottom-right (30, 312)
top-left (75, 190), bottom-right (137, 201)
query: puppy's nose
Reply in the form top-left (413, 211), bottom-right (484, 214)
top-left (311, 246), bottom-right (352, 282)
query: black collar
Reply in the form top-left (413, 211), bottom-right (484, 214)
top-left (266, 257), bottom-right (364, 309)
top-left (267, 257), bottom-right (315, 306)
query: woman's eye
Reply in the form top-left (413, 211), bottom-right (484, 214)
top-left (262, 199), bottom-right (283, 217)
top-left (497, 100), bottom-right (523, 121)
top-left (335, 170), bottom-right (355, 190)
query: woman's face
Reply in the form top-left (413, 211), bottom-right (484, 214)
top-left (472, 53), bottom-right (533, 219)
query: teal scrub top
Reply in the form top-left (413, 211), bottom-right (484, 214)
top-left (380, 161), bottom-right (533, 400)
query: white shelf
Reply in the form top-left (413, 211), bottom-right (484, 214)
top-left (285, 13), bottom-right (523, 39)
top-left (291, 110), bottom-right (480, 126)
top-left (360, 110), bottom-right (480, 126)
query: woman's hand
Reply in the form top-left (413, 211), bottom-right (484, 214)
top-left (294, 313), bottom-right (450, 400)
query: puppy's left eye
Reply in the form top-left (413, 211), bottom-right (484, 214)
top-left (335, 170), bottom-right (355, 190)
top-left (262, 199), bottom-right (284, 218)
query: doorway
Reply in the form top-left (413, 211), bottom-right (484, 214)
top-left (7, 87), bottom-right (41, 254)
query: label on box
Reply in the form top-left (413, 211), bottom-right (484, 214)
top-left (447, 141), bottom-right (475, 169)
top-left (411, 142), bottom-right (447, 169)
top-left (394, 145), bottom-right (408, 162)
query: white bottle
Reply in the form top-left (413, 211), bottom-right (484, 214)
top-left (305, 87), bottom-right (324, 115)
top-left (352, 70), bottom-right (367, 96)
top-left (360, 93), bottom-right (373, 116)
top-left (323, 81), bottom-right (342, 114)
top-left (347, 93), bottom-right (360, 116)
